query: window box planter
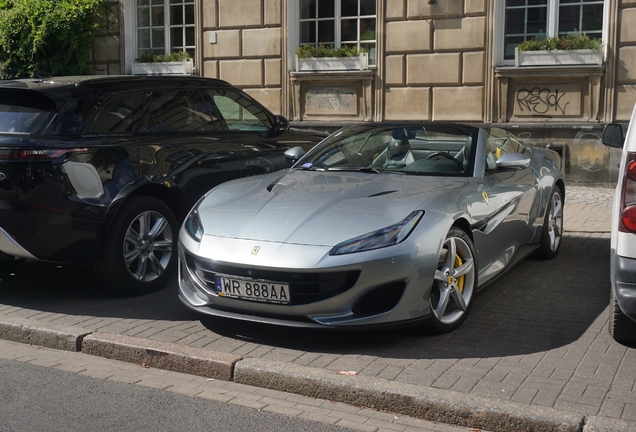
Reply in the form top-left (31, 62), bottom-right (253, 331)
top-left (132, 58), bottom-right (194, 75)
top-left (295, 53), bottom-right (368, 72)
top-left (515, 46), bottom-right (603, 67)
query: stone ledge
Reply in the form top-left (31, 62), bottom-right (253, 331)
top-left (0, 316), bottom-right (92, 352)
top-left (584, 416), bottom-right (636, 432)
top-left (234, 357), bottom-right (584, 432)
top-left (82, 332), bottom-right (242, 380)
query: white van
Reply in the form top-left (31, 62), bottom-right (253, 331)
top-left (602, 106), bottom-right (636, 343)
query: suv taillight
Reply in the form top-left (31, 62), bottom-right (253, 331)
top-left (0, 148), bottom-right (88, 161)
top-left (620, 152), bottom-right (636, 233)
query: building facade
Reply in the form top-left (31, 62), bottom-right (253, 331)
top-left (93, 0), bottom-right (636, 185)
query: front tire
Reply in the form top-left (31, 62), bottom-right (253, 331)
top-left (536, 187), bottom-right (563, 260)
top-left (428, 228), bottom-right (477, 333)
top-left (609, 287), bottom-right (636, 343)
top-left (95, 196), bottom-right (178, 296)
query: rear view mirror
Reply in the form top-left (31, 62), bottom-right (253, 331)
top-left (273, 115), bottom-right (290, 133)
top-left (495, 152), bottom-right (531, 170)
top-left (284, 146), bottom-right (305, 164)
top-left (391, 128), bottom-right (419, 140)
top-left (602, 124), bottom-right (624, 149)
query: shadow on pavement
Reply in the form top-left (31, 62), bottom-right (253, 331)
top-left (0, 234), bottom-right (611, 361)
top-left (0, 261), bottom-right (198, 322)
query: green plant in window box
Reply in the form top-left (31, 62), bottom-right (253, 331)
top-left (517, 33), bottom-right (602, 52)
top-left (134, 51), bottom-right (191, 63)
top-left (294, 44), bottom-right (369, 71)
top-left (515, 33), bottom-right (603, 67)
top-left (295, 44), bottom-right (365, 59)
top-left (133, 51), bottom-right (193, 75)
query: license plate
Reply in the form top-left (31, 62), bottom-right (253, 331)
top-left (215, 274), bottom-right (291, 305)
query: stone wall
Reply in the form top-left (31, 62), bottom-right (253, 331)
top-left (383, 0), bottom-right (486, 121)
top-left (201, 0), bottom-right (284, 114)
top-left (615, 1), bottom-right (636, 121)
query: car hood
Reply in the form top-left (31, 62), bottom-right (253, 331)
top-left (196, 170), bottom-right (466, 246)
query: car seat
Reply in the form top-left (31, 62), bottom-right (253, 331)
top-left (373, 129), bottom-right (415, 168)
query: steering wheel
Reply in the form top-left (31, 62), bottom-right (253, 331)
top-left (426, 152), bottom-right (464, 168)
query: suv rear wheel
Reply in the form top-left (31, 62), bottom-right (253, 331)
top-left (95, 196), bottom-right (178, 295)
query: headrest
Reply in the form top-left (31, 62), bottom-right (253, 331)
top-left (388, 137), bottom-right (410, 158)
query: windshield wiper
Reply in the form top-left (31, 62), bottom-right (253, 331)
top-left (325, 166), bottom-right (382, 173)
top-left (298, 165), bottom-right (326, 171)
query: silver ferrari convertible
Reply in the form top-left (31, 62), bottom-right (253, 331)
top-left (178, 122), bottom-right (564, 332)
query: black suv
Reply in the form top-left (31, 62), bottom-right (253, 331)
top-left (0, 76), bottom-right (326, 294)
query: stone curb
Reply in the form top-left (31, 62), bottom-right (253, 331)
top-left (583, 416), bottom-right (636, 432)
top-left (82, 332), bottom-right (242, 381)
top-left (2, 318), bottom-right (634, 432)
top-left (234, 357), bottom-right (583, 432)
top-left (0, 316), bottom-right (91, 352)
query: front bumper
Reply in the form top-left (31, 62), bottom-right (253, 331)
top-left (177, 239), bottom-right (437, 329)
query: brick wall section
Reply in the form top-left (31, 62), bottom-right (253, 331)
top-left (203, 0), bottom-right (283, 114)
top-left (615, 2), bottom-right (636, 121)
top-left (383, 0), bottom-right (486, 121)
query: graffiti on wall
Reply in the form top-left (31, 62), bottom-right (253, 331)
top-left (513, 84), bottom-right (581, 118)
top-left (517, 87), bottom-right (569, 114)
top-left (304, 86), bottom-right (358, 116)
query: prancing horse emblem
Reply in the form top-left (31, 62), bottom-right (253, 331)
top-left (251, 246), bottom-right (260, 255)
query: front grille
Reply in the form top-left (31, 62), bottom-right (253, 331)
top-left (184, 252), bottom-right (360, 305)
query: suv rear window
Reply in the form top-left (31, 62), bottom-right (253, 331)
top-left (0, 89), bottom-right (56, 133)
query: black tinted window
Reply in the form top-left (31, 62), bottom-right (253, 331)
top-left (146, 90), bottom-right (222, 132)
top-left (0, 89), bottom-right (55, 133)
top-left (86, 92), bottom-right (145, 133)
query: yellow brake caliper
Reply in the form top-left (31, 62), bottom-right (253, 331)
top-left (454, 254), bottom-right (464, 293)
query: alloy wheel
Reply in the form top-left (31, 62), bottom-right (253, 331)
top-left (123, 210), bottom-right (174, 282)
top-left (546, 191), bottom-right (563, 252)
top-left (430, 235), bottom-right (476, 325)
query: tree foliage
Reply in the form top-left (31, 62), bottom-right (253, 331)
top-left (0, 0), bottom-right (109, 79)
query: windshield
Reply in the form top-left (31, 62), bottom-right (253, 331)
top-left (296, 124), bottom-right (478, 176)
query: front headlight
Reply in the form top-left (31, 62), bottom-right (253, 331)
top-left (184, 209), bottom-right (204, 242)
top-left (330, 211), bottom-right (424, 255)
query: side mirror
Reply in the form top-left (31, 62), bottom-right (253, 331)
top-left (284, 146), bottom-right (305, 164)
top-left (273, 115), bottom-right (290, 133)
top-left (602, 124), bottom-right (624, 149)
top-left (495, 152), bottom-right (531, 170)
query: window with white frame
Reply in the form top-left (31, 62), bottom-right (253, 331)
top-left (135, 0), bottom-right (195, 59)
top-left (298, 0), bottom-right (376, 65)
top-left (503, 0), bottom-right (604, 60)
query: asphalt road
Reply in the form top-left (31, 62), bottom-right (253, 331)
top-left (0, 355), bottom-right (353, 432)
top-left (0, 339), bottom-right (465, 432)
